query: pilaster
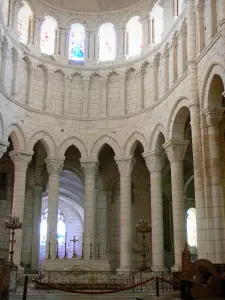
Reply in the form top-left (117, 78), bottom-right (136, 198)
top-left (82, 77), bottom-right (90, 117)
top-left (152, 53), bottom-right (160, 102)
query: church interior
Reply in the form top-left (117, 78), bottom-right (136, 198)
top-left (0, 0), bottom-right (225, 298)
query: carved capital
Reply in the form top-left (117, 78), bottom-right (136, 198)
top-left (143, 151), bottom-right (165, 172)
top-left (204, 108), bottom-right (225, 127)
top-left (115, 156), bottom-right (135, 177)
top-left (45, 158), bottom-right (64, 176)
top-left (10, 150), bottom-right (33, 172)
top-left (80, 159), bottom-right (99, 178)
top-left (163, 139), bottom-right (189, 163)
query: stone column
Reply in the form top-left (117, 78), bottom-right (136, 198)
top-left (178, 22), bottom-right (187, 77)
top-left (9, 150), bottom-right (33, 267)
top-left (163, 140), bottom-right (189, 271)
top-left (163, 46), bottom-right (169, 93)
top-left (140, 15), bottom-right (150, 55)
top-left (115, 156), bottom-right (135, 271)
top-left (45, 158), bottom-right (64, 259)
top-left (31, 167), bottom-right (44, 272)
top-left (26, 65), bottom-right (36, 106)
top-left (11, 49), bottom-right (19, 97)
top-left (152, 53), bottom-right (160, 102)
top-left (44, 70), bottom-right (54, 111)
top-left (144, 151), bottom-right (167, 271)
top-left (12, 0), bottom-right (22, 32)
top-left (195, 0), bottom-right (205, 55)
top-left (169, 36), bottom-right (178, 87)
top-left (82, 77), bottom-right (90, 117)
top-left (101, 77), bottom-right (107, 116)
top-left (117, 27), bottom-right (125, 59)
top-left (187, 0), bottom-right (208, 260)
top-left (204, 109), bottom-right (225, 263)
top-left (80, 159), bottom-right (98, 260)
top-left (0, 39), bottom-right (8, 89)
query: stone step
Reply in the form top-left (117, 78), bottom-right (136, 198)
top-left (9, 292), bottom-right (180, 300)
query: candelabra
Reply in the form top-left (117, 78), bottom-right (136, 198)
top-left (5, 214), bottom-right (22, 268)
top-left (136, 216), bottom-right (151, 271)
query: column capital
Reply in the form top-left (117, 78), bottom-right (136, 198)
top-left (0, 140), bottom-right (9, 159)
top-left (80, 158), bottom-right (99, 177)
top-left (115, 156), bottom-right (135, 177)
top-left (163, 139), bottom-right (189, 163)
top-left (143, 150), bottom-right (165, 172)
top-left (204, 108), bottom-right (225, 127)
top-left (10, 150), bottom-right (33, 172)
top-left (45, 157), bottom-right (64, 176)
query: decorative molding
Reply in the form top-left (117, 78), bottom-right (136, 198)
top-left (45, 158), bottom-right (64, 176)
top-left (163, 139), bottom-right (189, 163)
top-left (9, 150), bottom-right (33, 172)
top-left (115, 156), bottom-right (135, 177)
top-left (143, 150), bottom-right (165, 172)
top-left (80, 159), bottom-right (99, 178)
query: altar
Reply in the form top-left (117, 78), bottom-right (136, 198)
top-left (42, 258), bottom-right (111, 272)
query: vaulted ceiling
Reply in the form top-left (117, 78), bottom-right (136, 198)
top-left (42, 0), bottom-right (145, 12)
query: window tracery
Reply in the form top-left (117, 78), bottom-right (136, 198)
top-left (126, 16), bottom-right (142, 57)
top-left (99, 23), bottom-right (116, 61)
top-left (40, 16), bottom-right (57, 55)
top-left (17, 1), bottom-right (32, 45)
top-left (69, 23), bottom-right (85, 61)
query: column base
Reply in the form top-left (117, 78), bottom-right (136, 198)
top-left (117, 266), bottom-right (135, 273)
top-left (171, 264), bottom-right (183, 272)
top-left (151, 265), bottom-right (168, 272)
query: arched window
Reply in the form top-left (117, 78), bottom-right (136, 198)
top-left (17, 1), bottom-right (32, 44)
top-left (126, 16), bottom-right (142, 57)
top-left (40, 208), bottom-right (66, 245)
top-left (40, 16), bottom-right (57, 55)
top-left (151, 3), bottom-right (164, 44)
top-left (99, 23), bottom-right (116, 61)
top-left (69, 23), bottom-right (85, 61)
top-left (187, 208), bottom-right (197, 248)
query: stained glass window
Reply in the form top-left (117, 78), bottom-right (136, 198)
top-left (99, 23), bottom-right (116, 61)
top-left (17, 1), bottom-right (32, 45)
top-left (40, 16), bottom-right (57, 55)
top-left (69, 23), bottom-right (85, 61)
top-left (126, 16), bottom-right (142, 57)
top-left (40, 208), bottom-right (66, 245)
top-left (187, 208), bottom-right (197, 247)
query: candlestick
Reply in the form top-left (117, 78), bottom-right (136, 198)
top-left (97, 243), bottom-right (100, 260)
top-left (56, 240), bottom-right (59, 259)
top-left (64, 235), bottom-right (67, 259)
top-left (48, 232), bottom-right (51, 259)
top-left (81, 233), bottom-right (84, 259)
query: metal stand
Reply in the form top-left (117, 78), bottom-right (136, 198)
top-left (97, 243), bottom-right (100, 259)
top-left (89, 242), bottom-right (93, 260)
top-left (56, 241), bottom-right (59, 259)
top-left (48, 232), bottom-right (51, 259)
top-left (136, 216), bottom-right (151, 271)
top-left (81, 233), bottom-right (84, 259)
top-left (64, 240), bottom-right (67, 259)
top-left (70, 236), bottom-right (79, 258)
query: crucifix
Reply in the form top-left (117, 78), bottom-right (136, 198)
top-left (70, 236), bottom-right (79, 258)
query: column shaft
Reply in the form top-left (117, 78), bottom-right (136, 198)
top-left (116, 157), bottom-right (134, 271)
top-left (81, 160), bottom-right (98, 260)
top-left (45, 158), bottom-right (64, 259)
top-left (10, 151), bottom-right (33, 266)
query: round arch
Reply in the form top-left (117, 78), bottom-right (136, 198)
top-left (7, 124), bottom-right (26, 151)
top-left (149, 123), bottom-right (167, 151)
top-left (202, 65), bottom-right (225, 111)
top-left (167, 98), bottom-right (190, 140)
